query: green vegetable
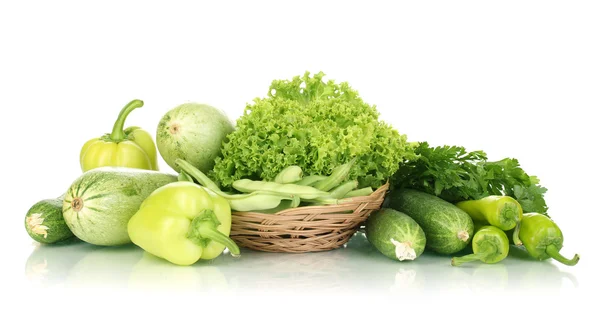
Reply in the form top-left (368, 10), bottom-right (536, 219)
top-left (385, 189), bottom-right (474, 255)
top-left (312, 158), bottom-right (357, 191)
top-left (519, 213), bottom-right (580, 266)
top-left (274, 166), bottom-right (303, 184)
top-left (451, 225), bottom-right (510, 266)
top-left (392, 142), bottom-right (548, 215)
top-left (62, 167), bottom-right (178, 246)
top-left (294, 175), bottom-right (327, 186)
top-left (25, 196), bottom-right (74, 244)
top-left (344, 187), bottom-right (374, 198)
top-left (80, 99), bottom-right (159, 172)
top-left (365, 208), bottom-right (426, 261)
top-left (228, 193), bottom-right (292, 212)
top-left (327, 180), bottom-right (359, 199)
top-left (456, 195), bottom-right (523, 246)
top-left (210, 71), bottom-right (416, 190)
top-left (254, 196), bottom-right (302, 214)
top-left (232, 179), bottom-right (330, 200)
top-left (176, 159), bottom-right (297, 212)
top-left (156, 103), bottom-right (235, 174)
top-left (127, 181), bottom-right (240, 266)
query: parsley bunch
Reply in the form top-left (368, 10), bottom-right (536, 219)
top-left (392, 142), bottom-right (549, 215)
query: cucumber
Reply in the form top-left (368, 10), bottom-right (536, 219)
top-left (385, 189), bottom-right (474, 255)
top-left (365, 208), bottom-right (426, 261)
top-left (25, 195), bottom-right (75, 244)
top-left (62, 167), bottom-right (177, 246)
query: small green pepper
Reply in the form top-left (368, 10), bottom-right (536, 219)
top-left (451, 224), bottom-right (510, 266)
top-left (456, 195), bottom-right (523, 246)
top-left (519, 213), bottom-right (580, 266)
top-left (127, 181), bottom-right (240, 266)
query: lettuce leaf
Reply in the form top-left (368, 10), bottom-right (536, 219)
top-left (210, 71), bottom-right (416, 190)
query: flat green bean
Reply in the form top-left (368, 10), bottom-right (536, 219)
top-left (232, 179), bottom-right (329, 200)
top-left (343, 187), bottom-right (374, 198)
top-left (274, 166), bottom-right (303, 184)
top-left (313, 158), bottom-right (358, 192)
top-left (229, 193), bottom-right (289, 212)
top-left (294, 175), bottom-right (327, 186)
top-left (327, 180), bottom-right (359, 199)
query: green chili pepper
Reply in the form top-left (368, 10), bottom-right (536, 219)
top-left (519, 213), bottom-right (580, 266)
top-left (313, 158), bottom-right (358, 191)
top-left (274, 166), bottom-right (303, 184)
top-left (456, 195), bottom-right (524, 246)
top-left (451, 225), bottom-right (510, 266)
top-left (232, 179), bottom-right (329, 200)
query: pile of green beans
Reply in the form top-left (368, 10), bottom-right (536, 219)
top-left (175, 158), bottom-right (374, 213)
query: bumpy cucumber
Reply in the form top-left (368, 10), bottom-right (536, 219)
top-left (25, 195), bottom-right (74, 244)
top-left (365, 208), bottom-right (426, 261)
top-left (385, 189), bottom-right (474, 255)
top-left (62, 167), bottom-right (177, 246)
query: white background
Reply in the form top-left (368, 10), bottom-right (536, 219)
top-left (1, 0), bottom-right (599, 308)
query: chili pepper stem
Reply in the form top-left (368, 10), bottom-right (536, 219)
top-left (451, 248), bottom-right (494, 266)
top-left (109, 99), bottom-right (144, 141)
top-left (512, 217), bottom-right (523, 246)
top-left (545, 244), bottom-right (580, 266)
top-left (187, 209), bottom-right (241, 257)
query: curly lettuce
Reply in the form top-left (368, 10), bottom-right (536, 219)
top-left (210, 71), bottom-right (415, 190)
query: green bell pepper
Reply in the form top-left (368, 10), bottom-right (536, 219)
top-left (127, 181), bottom-right (241, 266)
top-left (80, 99), bottom-right (158, 172)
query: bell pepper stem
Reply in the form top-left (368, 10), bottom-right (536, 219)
top-left (545, 244), bottom-right (580, 266)
top-left (196, 225), bottom-right (241, 257)
top-left (187, 209), bottom-right (241, 257)
top-left (109, 99), bottom-right (144, 141)
top-left (512, 217), bottom-right (523, 246)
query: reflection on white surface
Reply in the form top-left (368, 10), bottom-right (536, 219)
top-left (24, 232), bottom-right (580, 294)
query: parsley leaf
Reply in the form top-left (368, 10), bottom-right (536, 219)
top-left (392, 142), bottom-right (549, 215)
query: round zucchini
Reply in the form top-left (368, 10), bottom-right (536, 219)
top-left (25, 195), bottom-right (75, 244)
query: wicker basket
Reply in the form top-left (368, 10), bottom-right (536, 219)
top-left (230, 182), bottom-right (389, 253)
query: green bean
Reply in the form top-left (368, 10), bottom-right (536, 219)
top-left (175, 159), bottom-right (221, 193)
top-left (177, 171), bottom-right (194, 182)
top-left (313, 158), bottom-right (358, 192)
top-left (327, 180), bottom-right (359, 199)
top-left (254, 195), bottom-right (301, 214)
top-left (274, 166), bottom-right (303, 184)
top-left (232, 179), bottom-right (330, 199)
top-left (294, 175), bottom-right (327, 186)
top-left (229, 193), bottom-right (290, 212)
top-left (343, 187), bottom-right (374, 198)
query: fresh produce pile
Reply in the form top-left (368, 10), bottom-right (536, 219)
top-left (23, 71), bottom-right (579, 268)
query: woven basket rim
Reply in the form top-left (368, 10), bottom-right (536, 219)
top-left (231, 181), bottom-right (389, 217)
